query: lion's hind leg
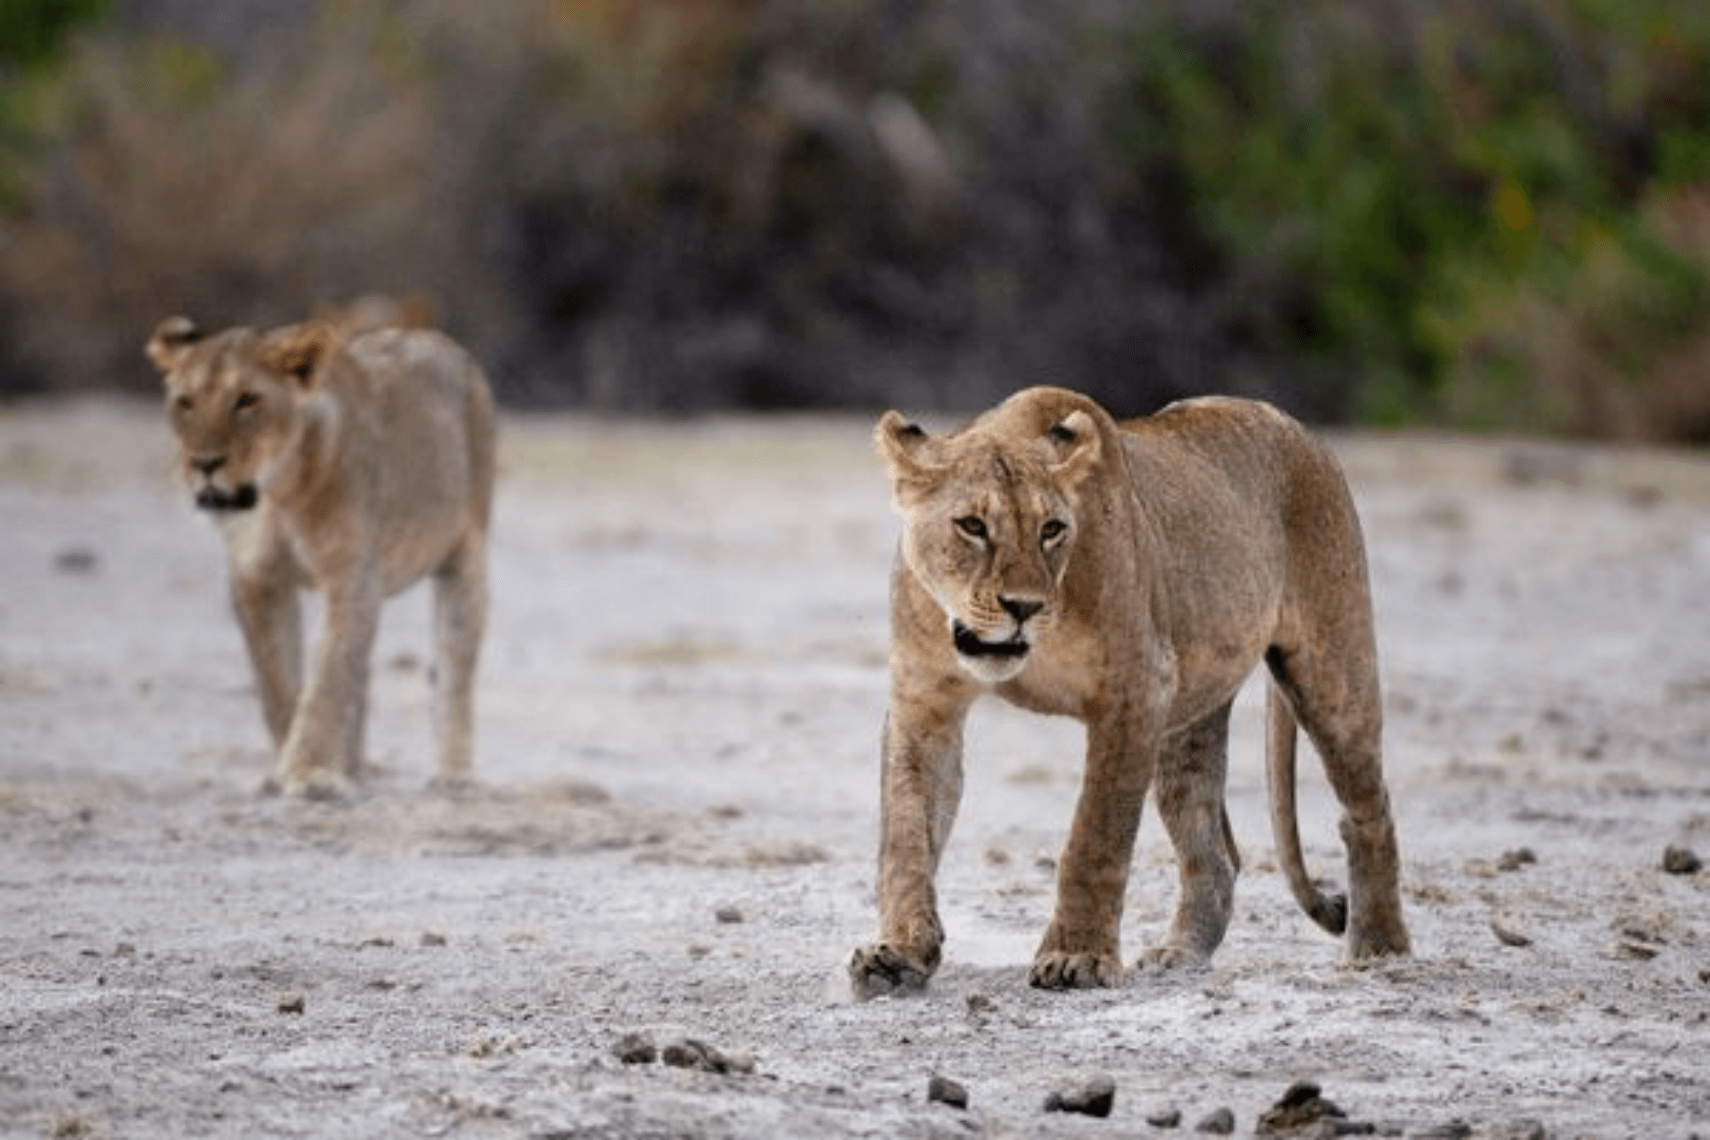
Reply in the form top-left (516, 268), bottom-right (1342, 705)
top-left (1138, 699), bottom-right (1238, 971)
top-left (1266, 638), bottom-right (1410, 961)
top-left (429, 530), bottom-right (487, 790)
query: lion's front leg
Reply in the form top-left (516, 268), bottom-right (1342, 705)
top-left (849, 709), bottom-right (967, 999)
top-left (270, 571), bottom-right (380, 799)
top-left (1032, 707), bottom-right (1156, 990)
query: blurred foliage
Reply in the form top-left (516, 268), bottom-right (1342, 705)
top-left (1, 0), bottom-right (1709, 438)
top-left (1113, 0), bottom-right (1710, 439)
top-left (0, 0), bottom-right (105, 66)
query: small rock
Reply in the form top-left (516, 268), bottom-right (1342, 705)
top-left (1497, 847), bottom-right (1537, 872)
top-left (714, 905), bottom-right (745, 924)
top-left (1195, 1106), bottom-right (1236, 1134)
top-left (612, 1031), bottom-right (657, 1064)
top-left (1615, 940), bottom-right (1661, 961)
top-left (54, 547), bottom-right (98, 574)
top-left (1490, 919), bottom-right (1533, 948)
top-left (1044, 1071), bottom-right (1116, 1118)
top-left (1256, 1080), bottom-right (1347, 1134)
top-left (659, 1036), bottom-right (753, 1075)
top-left (1486, 1121), bottom-right (1547, 1140)
top-left (419, 930), bottom-right (447, 947)
top-left (1412, 1122), bottom-right (1471, 1140)
top-left (927, 1074), bottom-right (968, 1109)
top-left (276, 992), bottom-right (305, 1015)
top-left (964, 991), bottom-right (996, 1017)
top-left (1147, 1105), bottom-right (1184, 1128)
top-left (1662, 845), bottom-right (1702, 875)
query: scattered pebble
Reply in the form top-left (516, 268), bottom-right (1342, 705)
top-left (659, 1036), bottom-right (755, 1075)
top-left (275, 992), bottom-right (305, 1015)
top-left (1497, 847), bottom-right (1537, 872)
top-left (927, 1074), bottom-right (968, 1109)
top-left (1043, 1071), bottom-right (1116, 1118)
top-left (714, 905), bottom-right (745, 924)
top-left (1662, 845), bottom-right (1702, 875)
top-left (964, 992), bottom-right (996, 1017)
top-left (612, 1032), bottom-right (657, 1064)
top-left (1485, 1121), bottom-right (1546, 1140)
top-left (1411, 1122), bottom-right (1471, 1140)
top-left (1256, 1080), bottom-right (1350, 1134)
top-left (1195, 1106), bottom-right (1236, 1134)
top-left (1615, 939), bottom-right (1661, 961)
top-left (53, 547), bottom-right (98, 575)
top-left (1147, 1105), bottom-right (1183, 1128)
top-left (1490, 919), bottom-right (1533, 948)
top-left (420, 930), bottom-right (447, 947)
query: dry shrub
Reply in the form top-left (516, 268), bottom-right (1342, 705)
top-left (0, 7), bottom-right (506, 391)
top-left (1442, 188), bottom-right (1710, 444)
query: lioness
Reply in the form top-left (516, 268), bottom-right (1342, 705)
top-left (850, 386), bottom-right (1410, 995)
top-left (148, 316), bottom-right (496, 798)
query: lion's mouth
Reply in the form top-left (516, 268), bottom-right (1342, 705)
top-left (195, 483), bottom-right (259, 512)
top-left (952, 621), bottom-right (1029, 661)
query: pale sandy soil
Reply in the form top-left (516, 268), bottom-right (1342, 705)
top-left (1, 398), bottom-right (1707, 1139)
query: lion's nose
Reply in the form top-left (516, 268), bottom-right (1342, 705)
top-left (191, 454), bottom-right (227, 476)
top-left (1000, 597), bottom-right (1043, 624)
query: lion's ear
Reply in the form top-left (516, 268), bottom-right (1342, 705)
top-left (874, 410), bottom-right (941, 507)
top-left (146, 316), bottom-right (201, 374)
top-left (1046, 410), bottom-right (1101, 489)
top-left (259, 321), bottom-right (334, 391)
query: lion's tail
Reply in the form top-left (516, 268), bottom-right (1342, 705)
top-left (1267, 684), bottom-right (1348, 936)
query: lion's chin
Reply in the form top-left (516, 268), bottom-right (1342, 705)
top-left (952, 621), bottom-right (1030, 684)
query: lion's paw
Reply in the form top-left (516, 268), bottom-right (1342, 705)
top-left (266, 765), bottom-right (354, 802)
top-left (1345, 920), bottom-right (1412, 962)
top-left (847, 942), bottom-right (934, 1000)
top-left (1029, 951), bottom-right (1121, 990)
top-left (1135, 944), bottom-right (1211, 971)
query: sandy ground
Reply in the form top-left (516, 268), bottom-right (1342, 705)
top-left (1, 397), bottom-right (1707, 1139)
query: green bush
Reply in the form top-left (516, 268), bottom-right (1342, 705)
top-left (1108, 0), bottom-right (1710, 439)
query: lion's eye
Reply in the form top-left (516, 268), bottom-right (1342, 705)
top-left (174, 395), bottom-right (193, 413)
top-left (954, 516), bottom-right (987, 540)
top-left (1041, 519), bottom-right (1067, 543)
top-left (233, 391), bottom-right (260, 413)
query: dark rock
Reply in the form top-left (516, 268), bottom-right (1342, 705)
top-left (612, 1032), bottom-right (656, 1064)
top-left (1147, 1105), bottom-right (1184, 1128)
top-left (1196, 1106), bottom-right (1236, 1134)
top-left (1257, 1080), bottom-right (1348, 1134)
top-left (1662, 845), bottom-right (1702, 875)
top-left (1497, 847), bottom-right (1537, 872)
top-left (1043, 1071), bottom-right (1116, 1117)
top-left (54, 547), bottom-right (98, 574)
top-left (927, 1074), bottom-right (968, 1109)
top-left (1490, 919), bottom-right (1533, 948)
top-left (714, 905), bottom-right (745, 924)
top-left (275, 992), bottom-right (305, 1015)
top-left (1411, 1122), bottom-right (1472, 1140)
top-left (659, 1036), bottom-right (754, 1075)
top-left (1486, 1120), bottom-right (1547, 1140)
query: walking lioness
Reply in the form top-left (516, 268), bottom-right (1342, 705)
top-left (148, 315), bottom-right (496, 798)
top-left (850, 386), bottom-right (1410, 995)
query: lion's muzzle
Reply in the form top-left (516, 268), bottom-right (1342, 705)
top-left (195, 483), bottom-right (259, 512)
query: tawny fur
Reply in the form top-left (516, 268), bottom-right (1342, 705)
top-left (850, 386), bottom-right (1410, 996)
top-left (148, 316), bottom-right (495, 799)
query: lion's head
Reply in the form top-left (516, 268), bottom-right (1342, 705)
top-left (147, 317), bottom-right (335, 513)
top-left (876, 388), bottom-right (1106, 684)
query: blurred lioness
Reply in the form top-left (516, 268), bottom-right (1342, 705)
top-left (148, 315), bottom-right (495, 798)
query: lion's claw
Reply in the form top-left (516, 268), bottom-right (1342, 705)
top-left (848, 942), bottom-right (934, 999)
top-left (1029, 951), bottom-right (1121, 990)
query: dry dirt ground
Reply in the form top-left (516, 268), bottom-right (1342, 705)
top-left (2, 398), bottom-right (1708, 1139)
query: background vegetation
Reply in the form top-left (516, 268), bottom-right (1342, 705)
top-left (2, 0), bottom-right (1708, 439)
